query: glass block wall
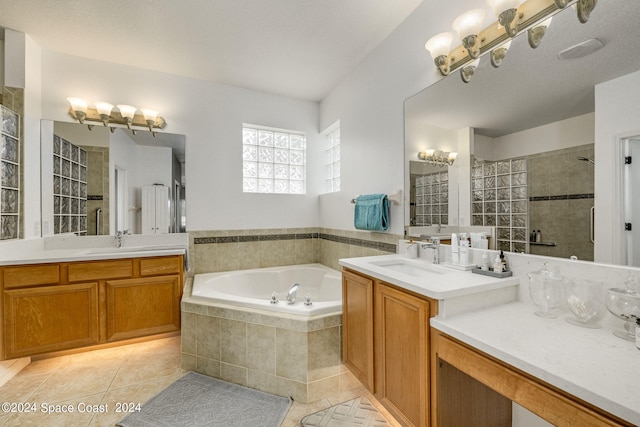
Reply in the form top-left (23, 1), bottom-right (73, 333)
top-left (53, 135), bottom-right (88, 235)
top-left (471, 158), bottom-right (528, 253)
top-left (0, 105), bottom-right (20, 240)
top-left (414, 171), bottom-right (449, 226)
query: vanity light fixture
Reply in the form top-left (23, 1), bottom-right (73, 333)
top-left (528, 16), bottom-right (552, 48)
top-left (67, 97), bottom-right (88, 124)
top-left (425, 32), bottom-right (454, 76)
top-left (490, 40), bottom-right (512, 67)
top-left (487, 0), bottom-right (522, 38)
top-left (461, 58), bottom-right (481, 83)
top-left (424, 0), bottom-right (598, 82)
top-left (141, 109), bottom-right (159, 134)
top-left (94, 102), bottom-right (114, 128)
top-left (66, 98), bottom-right (167, 136)
top-left (452, 9), bottom-right (486, 59)
top-left (417, 150), bottom-right (458, 166)
top-left (117, 104), bottom-right (137, 130)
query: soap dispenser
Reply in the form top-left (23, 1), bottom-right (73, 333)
top-left (459, 233), bottom-right (470, 265)
top-left (493, 254), bottom-right (502, 272)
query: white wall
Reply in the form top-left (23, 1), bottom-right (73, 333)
top-left (318, 0), bottom-right (472, 235)
top-left (38, 50), bottom-right (322, 231)
top-left (475, 113), bottom-right (595, 161)
top-left (5, 30), bottom-right (42, 239)
top-left (595, 70), bottom-right (640, 265)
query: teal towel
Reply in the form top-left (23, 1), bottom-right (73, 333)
top-left (354, 194), bottom-right (389, 231)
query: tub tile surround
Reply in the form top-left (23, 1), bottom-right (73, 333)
top-left (190, 227), bottom-right (400, 273)
top-left (181, 278), bottom-right (353, 403)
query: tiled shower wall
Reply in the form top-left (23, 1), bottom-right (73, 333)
top-left (528, 144), bottom-right (594, 261)
top-left (190, 227), bottom-right (400, 274)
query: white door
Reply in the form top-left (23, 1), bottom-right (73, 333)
top-left (141, 185), bottom-right (170, 234)
top-left (623, 136), bottom-right (640, 267)
top-left (155, 185), bottom-right (170, 234)
top-left (114, 167), bottom-right (128, 234)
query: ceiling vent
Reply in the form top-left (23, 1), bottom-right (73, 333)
top-left (558, 38), bottom-right (605, 60)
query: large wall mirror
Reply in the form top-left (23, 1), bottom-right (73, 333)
top-left (404, 1), bottom-right (640, 262)
top-left (41, 120), bottom-right (186, 236)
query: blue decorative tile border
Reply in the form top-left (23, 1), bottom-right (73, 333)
top-left (193, 232), bottom-right (396, 253)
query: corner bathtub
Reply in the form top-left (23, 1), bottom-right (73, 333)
top-left (191, 263), bottom-right (342, 316)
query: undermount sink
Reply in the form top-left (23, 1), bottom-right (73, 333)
top-left (370, 259), bottom-right (452, 278)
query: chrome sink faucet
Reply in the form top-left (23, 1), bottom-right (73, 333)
top-left (420, 238), bottom-right (440, 264)
top-left (286, 283), bottom-right (300, 304)
top-left (115, 230), bottom-right (128, 248)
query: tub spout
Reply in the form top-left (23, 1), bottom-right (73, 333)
top-left (286, 283), bottom-right (300, 304)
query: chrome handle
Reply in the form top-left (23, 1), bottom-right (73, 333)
top-left (96, 208), bottom-right (102, 235)
top-left (590, 206), bottom-right (595, 243)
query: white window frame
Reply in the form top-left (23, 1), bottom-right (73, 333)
top-left (242, 124), bottom-right (306, 194)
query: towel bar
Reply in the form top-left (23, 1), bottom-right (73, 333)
top-left (351, 190), bottom-right (402, 205)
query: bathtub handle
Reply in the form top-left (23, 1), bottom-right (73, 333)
top-left (270, 292), bottom-right (279, 304)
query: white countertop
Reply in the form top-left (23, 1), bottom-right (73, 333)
top-left (339, 254), bottom-right (519, 299)
top-left (431, 302), bottom-right (640, 425)
top-left (0, 246), bottom-right (187, 266)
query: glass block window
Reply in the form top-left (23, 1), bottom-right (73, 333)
top-left (1, 106), bottom-right (20, 240)
top-left (325, 127), bottom-right (340, 193)
top-left (242, 125), bottom-right (306, 194)
top-left (414, 171), bottom-right (448, 226)
top-left (472, 158), bottom-right (528, 253)
top-left (53, 135), bottom-right (88, 235)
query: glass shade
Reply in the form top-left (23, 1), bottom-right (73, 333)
top-left (117, 104), bottom-right (137, 119)
top-left (425, 32), bottom-right (453, 60)
top-left (452, 9), bottom-right (486, 39)
top-left (94, 102), bottom-right (114, 116)
top-left (141, 109), bottom-right (158, 122)
top-left (448, 152), bottom-right (458, 161)
top-left (487, 0), bottom-right (520, 16)
top-left (67, 97), bottom-right (88, 113)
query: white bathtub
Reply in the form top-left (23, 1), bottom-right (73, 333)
top-left (191, 264), bottom-right (342, 316)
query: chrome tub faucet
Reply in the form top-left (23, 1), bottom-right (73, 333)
top-left (286, 283), bottom-right (300, 304)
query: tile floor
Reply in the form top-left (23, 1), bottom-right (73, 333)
top-left (0, 336), bottom-right (400, 426)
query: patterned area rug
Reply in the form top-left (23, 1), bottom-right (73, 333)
top-left (300, 397), bottom-right (392, 427)
top-left (117, 372), bottom-right (292, 427)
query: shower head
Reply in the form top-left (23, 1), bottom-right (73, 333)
top-left (577, 157), bottom-right (595, 164)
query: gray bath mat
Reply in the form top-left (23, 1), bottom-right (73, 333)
top-left (117, 371), bottom-right (291, 427)
top-left (300, 397), bottom-right (391, 427)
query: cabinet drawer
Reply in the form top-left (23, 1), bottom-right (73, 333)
top-left (2, 264), bottom-right (60, 289)
top-left (140, 256), bottom-right (182, 276)
top-left (68, 260), bottom-right (133, 282)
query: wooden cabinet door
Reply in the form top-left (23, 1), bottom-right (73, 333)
top-left (375, 282), bottom-right (431, 427)
top-left (342, 269), bottom-right (374, 391)
top-left (3, 282), bottom-right (99, 359)
top-left (105, 275), bottom-right (181, 341)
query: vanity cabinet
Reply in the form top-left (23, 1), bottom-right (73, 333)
top-left (431, 329), bottom-right (632, 427)
top-left (342, 269), bottom-right (374, 390)
top-left (1, 254), bottom-right (183, 359)
top-left (342, 268), bottom-right (436, 427)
